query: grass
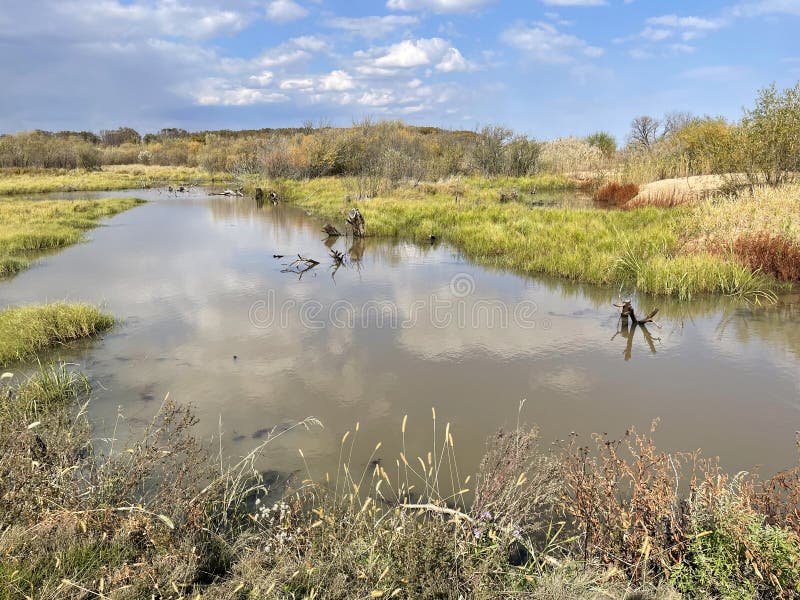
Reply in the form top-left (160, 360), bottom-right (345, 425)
top-left (0, 195), bottom-right (142, 278)
top-left (3, 368), bottom-right (800, 598)
top-left (0, 303), bottom-right (114, 366)
top-left (0, 164), bottom-right (214, 196)
top-left (259, 176), bottom-right (784, 301)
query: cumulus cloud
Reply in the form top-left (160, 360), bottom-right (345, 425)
top-left (265, 0), bottom-right (308, 23)
top-left (319, 70), bottom-right (355, 91)
top-left (501, 22), bottom-right (603, 63)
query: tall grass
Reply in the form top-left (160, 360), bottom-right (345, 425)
top-left (0, 303), bottom-right (114, 365)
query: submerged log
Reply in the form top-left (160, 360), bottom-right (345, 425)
top-left (322, 223), bottom-right (342, 237)
top-left (346, 207), bottom-right (366, 238)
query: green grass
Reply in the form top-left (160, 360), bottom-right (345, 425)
top-left (0, 165), bottom-right (214, 196)
top-left (262, 176), bottom-right (781, 301)
top-left (0, 195), bottom-right (142, 278)
top-left (0, 303), bottom-right (114, 366)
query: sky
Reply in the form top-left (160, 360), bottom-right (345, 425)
top-left (0, 0), bottom-right (798, 140)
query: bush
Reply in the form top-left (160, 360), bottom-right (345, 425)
top-left (733, 232), bottom-right (800, 281)
top-left (593, 181), bottom-right (639, 204)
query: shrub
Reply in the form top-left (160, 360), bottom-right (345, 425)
top-left (733, 232), bottom-right (800, 281)
top-left (593, 181), bottom-right (639, 204)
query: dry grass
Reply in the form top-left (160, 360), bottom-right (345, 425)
top-left (0, 165), bottom-right (212, 195)
top-left (4, 367), bottom-right (800, 598)
top-left (593, 181), bottom-right (639, 205)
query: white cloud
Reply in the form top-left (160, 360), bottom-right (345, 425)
top-left (326, 15), bottom-right (419, 38)
top-left (265, 0), bottom-right (308, 23)
top-left (290, 36), bottom-right (327, 51)
top-left (435, 47), bottom-right (471, 71)
top-left (386, 0), bottom-right (494, 13)
top-left (319, 70), bottom-right (355, 91)
top-left (51, 0), bottom-right (250, 40)
top-left (373, 38), bottom-right (449, 68)
top-left (247, 71), bottom-right (274, 87)
top-left (279, 78), bottom-right (314, 90)
top-left (501, 22), bottom-right (603, 64)
top-left (646, 14), bottom-right (725, 30)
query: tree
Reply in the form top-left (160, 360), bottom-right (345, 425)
top-left (471, 125), bottom-right (513, 176)
top-left (740, 82), bottom-right (800, 185)
top-left (662, 111), bottom-right (694, 137)
top-left (628, 116), bottom-right (660, 149)
top-left (99, 127), bottom-right (141, 146)
top-left (503, 135), bottom-right (542, 176)
top-left (586, 131), bottom-right (617, 159)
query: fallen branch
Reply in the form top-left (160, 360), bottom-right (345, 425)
top-left (210, 187), bottom-right (244, 197)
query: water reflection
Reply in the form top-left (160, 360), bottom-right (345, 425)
top-left (1, 189), bottom-right (800, 482)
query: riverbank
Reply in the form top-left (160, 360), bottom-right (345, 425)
top-left (257, 176), bottom-right (798, 301)
top-left (0, 195), bottom-right (142, 276)
top-left (0, 165), bottom-right (213, 196)
top-left (2, 365), bottom-right (800, 599)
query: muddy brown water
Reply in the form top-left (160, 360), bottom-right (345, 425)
top-left (2, 188), bottom-right (800, 487)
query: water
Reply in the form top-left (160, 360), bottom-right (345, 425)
top-left (2, 188), bottom-right (800, 483)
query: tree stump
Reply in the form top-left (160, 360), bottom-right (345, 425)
top-left (255, 188), bottom-right (264, 201)
top-left (322, 224), bottom-right (342, 237)
top-left (346, 207), bottom-right (366, 238)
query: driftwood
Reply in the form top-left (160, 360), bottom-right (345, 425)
top-left (346, 207), bottom-right (366, 238)
top-left (211, 187), bottom-right (244, 197)
top-left (611, 301), bottom-right (661, 361)
top-left (281, 254), bottom-right (320, 279)
top-left (322, 224), bottom-right (342, 237)
top-left (613, 300), bottom-right (659, 326)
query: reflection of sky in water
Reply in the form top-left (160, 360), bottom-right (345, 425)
top-left (2, 189), bottom-right (800, 480)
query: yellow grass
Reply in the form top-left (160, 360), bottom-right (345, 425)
top-left (0, 165), bottom-right (214, 196)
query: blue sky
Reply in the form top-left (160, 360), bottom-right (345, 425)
top-left (0, 0), bottom-right (797, 140)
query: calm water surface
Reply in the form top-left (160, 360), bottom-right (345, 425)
top-left (2, 188), bottom-right (800, 482)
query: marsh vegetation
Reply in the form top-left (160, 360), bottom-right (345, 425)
top-left (2, 81), bottom-right (800, 599)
